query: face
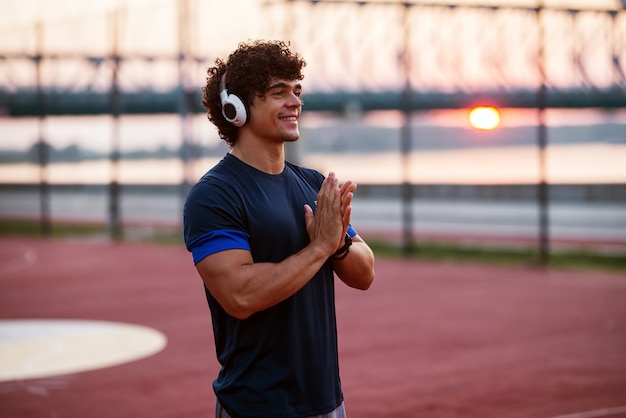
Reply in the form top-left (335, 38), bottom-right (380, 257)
top-left (247, 78), bottom-right (303, 143)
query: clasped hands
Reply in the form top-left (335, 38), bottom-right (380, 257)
top-left (304, 172), bottom-right (356, 255)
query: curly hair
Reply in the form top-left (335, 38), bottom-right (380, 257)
top-left (201, 40), bottom-right (307, 147)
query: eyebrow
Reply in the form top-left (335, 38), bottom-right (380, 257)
top-left (267, 82), bottom-right (302, 91)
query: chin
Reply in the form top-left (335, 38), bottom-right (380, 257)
top-left (283, 132), bottom-right (300, 142)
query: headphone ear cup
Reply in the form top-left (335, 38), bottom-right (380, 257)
top-left (221, 94), bottom-right (248, 127)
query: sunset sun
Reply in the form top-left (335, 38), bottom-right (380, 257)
top-left (469, 106), bottom-right (501, 130)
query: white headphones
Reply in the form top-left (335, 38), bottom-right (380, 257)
top-left (219, 72), bottom-right (248, 127)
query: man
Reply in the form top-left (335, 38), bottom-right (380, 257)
top-left (183, 40), bottom-right (375, 418)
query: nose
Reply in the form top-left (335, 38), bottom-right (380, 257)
top-left (287, 92), bottom-right (302, 108)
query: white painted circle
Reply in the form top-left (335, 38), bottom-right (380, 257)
top-left (0, 319), bottom-right (167, 382)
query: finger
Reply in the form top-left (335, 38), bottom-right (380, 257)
top-left (340, 191), bottom-right (353, 218)
top-left (339, 181), bottom-right (355, 209)
top-left (332, 179), bottom-right (341, 205)
top-left (316, 177), bottom-right (341, 232)
top-left (341, 190), bottom-right (353, 206)
top-left (304, 204), bottom-right (314, 224)
top-left (340, 181), bottom-right (357, 196)
top-left (317, 174), bottom-right (333, 205)
top-left (325, 174), bottom-right (340, 207)
top-left (342, 206), bottom-right (352, 231)
top-left (321, 173), bottom-right (338, 201)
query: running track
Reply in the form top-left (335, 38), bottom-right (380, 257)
top-left (0, 236), bottom-right (625, 418)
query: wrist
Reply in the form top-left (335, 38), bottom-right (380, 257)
top-left (331, 233), bottom-right (352, 261)
top-left (309, 240), bottom-right (336, 260)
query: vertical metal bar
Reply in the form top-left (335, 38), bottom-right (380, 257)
top-left (35, 22), bottom-right (51, 236)
top-left (401, 3), bottom-right (414, 256)
top-left (609, 11), bottom-right (625, 87)
top-left (284, 0), bottom-right (302, 165)
top-left (536, 3), bottom-right (549, 266)
top-left (178, 0), bottom-right (193, 200)
top-left (109, 10), bottom-right (122, 241)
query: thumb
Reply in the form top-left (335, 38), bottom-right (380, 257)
top-left (303, 204), bottom-right (314, 227)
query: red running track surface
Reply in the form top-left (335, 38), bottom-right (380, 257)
top-left (0, 237), bottom-right (625, 418)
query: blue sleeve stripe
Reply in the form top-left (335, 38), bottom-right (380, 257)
top-left (190, 230), bottom-right (251, 265)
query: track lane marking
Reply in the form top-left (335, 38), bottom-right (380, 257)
top-left (549, 406), bottom-right (626, 418)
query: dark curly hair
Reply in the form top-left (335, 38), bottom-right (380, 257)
top-left (201, 40), bottom-right (307, 147)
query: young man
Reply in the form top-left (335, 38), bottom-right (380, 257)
top-left (183, 40), bottom-right (375, 418)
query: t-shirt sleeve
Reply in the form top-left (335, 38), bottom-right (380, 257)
top-left (183, 181), bottom-right (251, 265)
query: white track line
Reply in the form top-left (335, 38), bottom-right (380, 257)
top-left (549, 406), bottom-right (626, 418)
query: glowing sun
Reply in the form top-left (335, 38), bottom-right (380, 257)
top-left (469, 106), bottom-right (501, 130)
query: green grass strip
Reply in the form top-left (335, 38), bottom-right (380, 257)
top-left (1, 218), bottom-right (624, 272)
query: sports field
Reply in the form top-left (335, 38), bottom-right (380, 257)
top-left (0, 236), bottom-right (625, 418)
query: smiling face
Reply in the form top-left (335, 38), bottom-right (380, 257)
top-left (247, 78), bottom-right (303, 144)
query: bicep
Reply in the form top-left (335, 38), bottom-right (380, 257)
top-left (195, 249), bottom-right (254, 315)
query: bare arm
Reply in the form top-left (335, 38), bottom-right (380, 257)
top-left (331, 180), bottom-right (376, 290)
top-left (194, 173), bottom-right (344, 320)
top-left (332, 235), bottom-right (375, 290)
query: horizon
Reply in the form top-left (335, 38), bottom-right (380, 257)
top-left (1, 108), bottom-right (625, 154)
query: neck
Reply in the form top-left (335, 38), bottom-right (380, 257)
top-left (230, 141), bottom-right (285, 174)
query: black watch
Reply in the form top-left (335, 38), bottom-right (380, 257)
top-left (331, 233), bottom-right (352, 261)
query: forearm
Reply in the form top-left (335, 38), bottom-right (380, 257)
top-left (202, 241), bottom-right (334, 320)
top-left (332, 239), bottom-right (375, 290)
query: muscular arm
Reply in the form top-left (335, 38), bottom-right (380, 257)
top-left (194, 173), bottom-right (344, 320)
top-left (331, 180), bottom-right (376, 290)
top-left (196, 243), bottom-right (332, 320)
top-left (332, 235), bottom-right (375, 290)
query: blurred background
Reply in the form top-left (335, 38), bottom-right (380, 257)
top-left (1, 0), bottom-right (625, 265)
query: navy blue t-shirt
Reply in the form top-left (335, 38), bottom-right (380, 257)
top-left (183, 154), bottom-right (355, 418)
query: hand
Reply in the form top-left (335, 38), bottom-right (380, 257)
top-left (304, 172), bottom-right (344, 255)
top-left (338, 180), bottom-right (357, 239)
